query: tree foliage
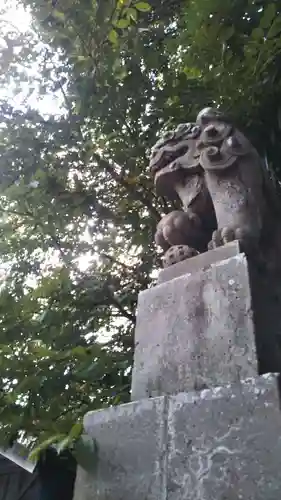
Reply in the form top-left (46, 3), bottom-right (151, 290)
top-left (0, 0), bottom-right (281, 451)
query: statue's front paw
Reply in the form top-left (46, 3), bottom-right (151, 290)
top-left (155, 210), bottom-right (202, 251)
top-left (208, 227), bottom-right (246, 250)
top-left (163, 245), bottom-right (199, 267)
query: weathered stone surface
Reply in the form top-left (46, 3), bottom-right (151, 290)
top-left (157, 240), bottom-right (241, 284)
top-left (132, 252), bottom-right (257, 400)
top-left (73, 396), bottom-right (166, 500)
top-left (167, 373), bottom-right (281, 500)
top-left (74, 375), bottom-right (281, 500)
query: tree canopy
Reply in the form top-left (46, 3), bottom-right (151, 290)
top-left (0, 0), bottom-right (281, 453)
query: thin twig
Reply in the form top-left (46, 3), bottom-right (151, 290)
top-left (110, 294), bottom-right (136, 325)
top-left (100, 252), bottom-right (133, 270)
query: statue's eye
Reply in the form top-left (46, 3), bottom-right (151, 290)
top-left (164, 152), bottom-right (174, 162)
top-left (190, 125), bottom-right (201, 138)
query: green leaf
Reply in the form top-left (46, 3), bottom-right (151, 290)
top-left (260, 3), bottom-right (276, 29)
top-left (125, 7), bottom-right (138, 21)
top-left (115, 19), bottom-right (130, 29)
top-left (52, 10), bottom-right (65, 21)
top-left (267, 18), bottom-right (281, 39)
top-left (182, 66), bottom-right (201, 78)
top-left (38, 310), bottom-right (48, 323)
top-left (68, 422), bottom-right (83, 441)
top-left (57, 435), bottom-right (72, 454)
top-left (251, 27), bottom-right (264, 40)
top-left (71, 346), bottom-right (89, 358)
top-left (108, 29), bottom-right (118, 45)
top-left (134, 2), bottom-right (151, 13)
top-left (28, 434), bottom-right (65, 462)
top-left (222, 25), bottom-right (234, 41)
top-left (76, 55), bottom-right (89, 62)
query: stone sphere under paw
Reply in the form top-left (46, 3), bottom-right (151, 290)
top-left (162, 245), bottom-right (199, 268)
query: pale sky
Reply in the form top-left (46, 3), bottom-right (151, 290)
top-left (1, 1), bottom-right (63, 115)
top-left (2, 1), bottom-right (31, 31)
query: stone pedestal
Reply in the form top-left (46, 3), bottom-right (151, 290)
top-left (74, 243), bottom-right (281, 500)
top-left (132, 244), bottom-right (257, 400)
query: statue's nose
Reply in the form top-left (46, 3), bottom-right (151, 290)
top-left (204, 124), bottom-right (219, 138)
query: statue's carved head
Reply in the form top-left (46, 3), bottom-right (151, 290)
top-left (149, 122), bottom-right (201, 199)
top-left (149, 107), bottom-right (254, 201)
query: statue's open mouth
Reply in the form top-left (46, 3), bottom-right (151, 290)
top-left (154, 161), bottom-right (183, 187)
top-left (149, 141), bottom-right (190, 177)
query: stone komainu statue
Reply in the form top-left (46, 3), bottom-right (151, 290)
top-left (149, 107), bottom-right (281, 268)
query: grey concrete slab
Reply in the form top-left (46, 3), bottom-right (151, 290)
top-left (132, 253), bottom-right (257, 400)
top-left (73, 396), bottom-right (167, 500)
top-left (167, 373), bottom-right (281, 500)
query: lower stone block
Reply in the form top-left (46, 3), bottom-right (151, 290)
top-left (167, 373), bottom-right (281, 500)
top-left (74, 374), bottom-right (281, 500)
top-left (73, 396), bottom-right (166, 500)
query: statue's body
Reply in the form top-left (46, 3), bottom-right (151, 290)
top-left (149, 107), bottom-right (281, 267)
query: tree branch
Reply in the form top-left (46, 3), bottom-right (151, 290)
top-left (110, 294), bottom-right (136, 325)
top-left (100, 252), bottom-right (133, 271)
top-left (93, 153), bottom-right (161, 221)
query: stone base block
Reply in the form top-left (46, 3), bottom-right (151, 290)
top-left (132, 250), bottom-right (257, 400)
top-left (74, 374), bottom-right (281, 500)
top-left (73, 397), bottom-right (166, 500)
top-left (167, 373), bottom-right (281, 500)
